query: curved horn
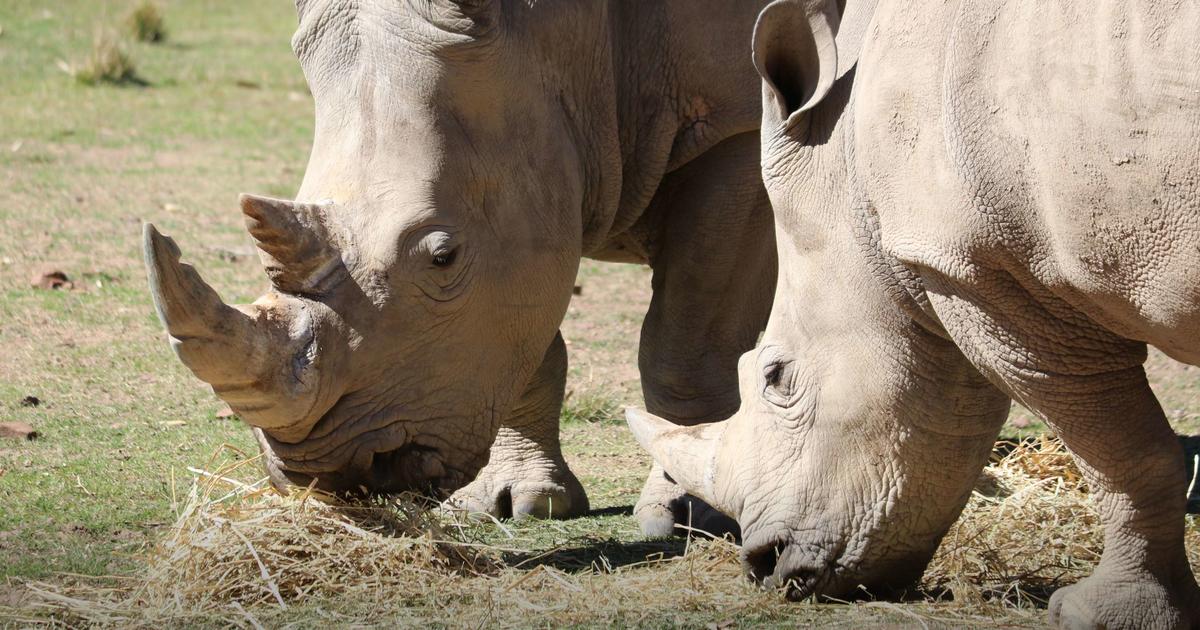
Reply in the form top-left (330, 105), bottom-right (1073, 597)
top-left (144, 223), bottom-right (279, 390)
top-left (240, 194), bottom-right (339, 294)
top-left (626, 408), bottom-right (731, 516)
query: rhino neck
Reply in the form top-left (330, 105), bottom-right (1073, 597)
top-left (574, 0), bottom-right (775, 255)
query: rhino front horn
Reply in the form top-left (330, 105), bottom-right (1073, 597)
top-left (240, 193), bottom-right (339, 294)
top-left (625, 407), bottom-right (730, 516)
top-left (143, 223), bottom-right (275, 391)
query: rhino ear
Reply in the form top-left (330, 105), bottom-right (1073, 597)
top-left (752, 0), bottom-right (840, 128)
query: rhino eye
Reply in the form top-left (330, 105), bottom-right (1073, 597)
top-left (764, 362), bottom-right (785, 388)
top-left (431, 248), bottom-right (457, 268)
top-left (759, 352), bottom-right (800, 409)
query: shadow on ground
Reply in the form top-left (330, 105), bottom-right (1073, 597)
top-left (501, 537), bottom-right (689, 572)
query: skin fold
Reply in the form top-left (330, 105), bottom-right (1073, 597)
top-left (628, 0), bottom-right (1200, 627)
top-left (143, 0), bottom-right (780, 536)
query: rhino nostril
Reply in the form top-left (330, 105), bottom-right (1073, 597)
top-left (744, 541), bottom-right (787, 584)
top-left (743, 539), bottom-right (835, 601)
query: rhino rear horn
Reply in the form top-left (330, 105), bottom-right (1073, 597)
top-left (240, 194), bottom-right (340, 294)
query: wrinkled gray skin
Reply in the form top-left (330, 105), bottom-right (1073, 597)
top-left (629, 0), bottom-right (1200, 627)
top-left (144, 0), bottom-right (778, 535)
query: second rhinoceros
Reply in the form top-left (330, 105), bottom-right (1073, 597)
top-left (144, 0), bottom-right (778, 536)
top-left (629, 0), bottom-right (1200, 627)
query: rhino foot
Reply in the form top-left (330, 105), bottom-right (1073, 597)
top-left (444, 454), bottom-right (588, 520)
top-left (1049, 562), bottom-right (1200, 630)
top-left (635, 462), bottom-right (739, 539)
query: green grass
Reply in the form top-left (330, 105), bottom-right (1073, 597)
top-left (67, 28), bottom-right (141, 86)
top-left (1, 1), bottom-right (1199, 627)
top-left (562, 389), bottom-right (624, 425)
top-left (125, 1), bottom-right (166, 44)
top-left (0, 0), bottom-right (306, 581)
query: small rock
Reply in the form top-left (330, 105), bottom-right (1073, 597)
top-left (160, 420), bottom-right (187, 427)
top-left (18, 395), bottom-right (40, 407)
top-left (0, 422), bottom-right (38, 441)
top-left (162, 202), bottom-right (182, 212)
top-left (215, 407), bottom-right (238, 420)
top-left (30, 268), bottom-right (73, 290)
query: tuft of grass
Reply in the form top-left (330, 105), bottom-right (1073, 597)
top-left (66, 28), bottom-right (140, 86)
top-left (125, 1), bottom-right (167, 43)
top-left (561, 389), bottom-right (623, 425)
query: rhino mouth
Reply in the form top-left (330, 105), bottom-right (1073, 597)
top-left (741, 532), bottom-right (849, 601)
top-left (262, 432), bottom-right (474, 499)
top-left (742, 530), bottom-right (931, 602)
top-left (364, 443), bottom-right (469, 498)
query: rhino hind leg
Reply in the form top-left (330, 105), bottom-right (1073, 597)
top-left (633, 131), bottom-right (777, 538)
top-left (925, 270), bottom-right (1200, 630)
top-left (445, 332), bottom-right (588, 520)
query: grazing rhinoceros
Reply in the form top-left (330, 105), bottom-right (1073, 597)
top-left (628, 0), bottom-right (1200, 626)
top-left (142, 0), bottom-right (779, 535)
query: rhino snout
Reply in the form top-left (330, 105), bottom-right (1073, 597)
top-left (742, 532), bottom-right (848, 601)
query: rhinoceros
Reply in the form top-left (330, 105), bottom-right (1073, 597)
top-left (628, 0), bottom-right (1200, 626)
top-left (142, 0), bottom-right (779, 535)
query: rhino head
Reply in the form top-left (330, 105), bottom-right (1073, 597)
top-left (628, 0), bottom-right (1008, 602)
top-left (144, 0), bottom-right (612, 495)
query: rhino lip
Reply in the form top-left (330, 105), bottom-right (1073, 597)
top-left (365, 443), bottom-right (466, 497)
top-left (741, 532), bottom-right (846, 601)
top-left (268, 442), bottom-right (469, 499)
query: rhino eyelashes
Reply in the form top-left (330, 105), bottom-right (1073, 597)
top-left (431, 247), bottom-right (458, 267)
top-left (762, 359), bottom-right (799, 407)
top-left (764, 361), bottom-right (786, 388)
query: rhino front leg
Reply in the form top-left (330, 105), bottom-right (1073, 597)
top-left (446, 332), bottom-right (588, 519)
top-left (634, 131), bottom-right (777, 538)
top-left (1040, 374), bottom-right (1200, 630)
top-left (927, 273), bottom-right (1200, 630)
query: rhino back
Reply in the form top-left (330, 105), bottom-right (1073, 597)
top-left (855, 0), bottom-right (1200, 361)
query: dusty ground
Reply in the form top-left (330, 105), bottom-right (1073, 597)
top-left (1, 1), bottom-right (1199, 628)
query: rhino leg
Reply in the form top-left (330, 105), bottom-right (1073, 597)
top-left (445, 332), bottom-right (588, 519)
top-left (926, 271), bottom-right (1200, 630)
top-left (634, 131), bottom-right (777, 538)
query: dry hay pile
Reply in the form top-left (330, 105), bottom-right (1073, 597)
top-left (927, 436), bottom-right (1200, 610)
top-left (10, 454), bottom-right (779, 628)
top-left (8, 439), bottom-right (1200, 628)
